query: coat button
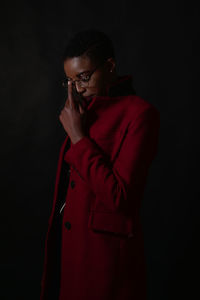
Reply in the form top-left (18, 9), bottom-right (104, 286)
top-left (71, 180), bottom-right (75, 189)
top-left (65, 221), bottom-right (71, 230)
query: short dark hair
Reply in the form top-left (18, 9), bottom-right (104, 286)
top-left (62, 29), bottom-right (115, 64)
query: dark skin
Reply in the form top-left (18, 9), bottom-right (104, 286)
top-left (59, 55), bottom-right (117, 144)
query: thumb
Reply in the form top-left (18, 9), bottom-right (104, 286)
top-left (79, 103), bottom-right (85, 115)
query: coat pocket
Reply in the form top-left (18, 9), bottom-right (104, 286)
top-left (88, 210), bottom-right (135, 238)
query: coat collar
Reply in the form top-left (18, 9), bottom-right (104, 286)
top-left (84, 74), bottom-right (136, 110)
top-left (105, 74), bottom-right (136, 97)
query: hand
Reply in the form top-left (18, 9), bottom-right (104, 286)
top-left (59, 81), bottom-right (87, 144)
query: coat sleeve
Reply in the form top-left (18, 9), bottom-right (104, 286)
top-left (64, 106), bottom-right (160, 212)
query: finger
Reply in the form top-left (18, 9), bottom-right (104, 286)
top-left (78, 103), bottom-right (85, 115)
top-left (67, 81), bottom-right (74, 109)
top-left (71, 84), bottom-right (80, 111)
top-left (59, 113), bottom-right (63, 122)
top-left (65, 97), bottom-right (69, 107)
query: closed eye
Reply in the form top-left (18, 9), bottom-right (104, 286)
top-left (80, 75), bottom-right (90, 81)
top-left (66, 74), bottom-right (90, 80)
top-left (78, 73), bottom-right (90, 79)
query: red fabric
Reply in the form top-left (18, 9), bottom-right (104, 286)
top-left (40, 75), bottom-right (160, 300)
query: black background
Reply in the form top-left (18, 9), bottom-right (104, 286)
top-left (1, 1), bottom-right (200, 299)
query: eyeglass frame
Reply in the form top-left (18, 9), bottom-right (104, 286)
top-left (62, 60), bottom-right (107, 89)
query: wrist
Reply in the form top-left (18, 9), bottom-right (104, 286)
top-left (71, 135), bottom-right (86, 145)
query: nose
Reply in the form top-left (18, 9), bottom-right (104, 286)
top-left (75, 82), bottom-right (86, 94)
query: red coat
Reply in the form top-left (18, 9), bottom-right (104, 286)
top-left (40, 75), bottom-right (160, 300)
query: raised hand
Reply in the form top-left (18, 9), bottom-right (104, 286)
top-left (59, 81), bottom-right (87, 144)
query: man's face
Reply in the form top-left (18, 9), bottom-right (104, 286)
top-left (63, 55), bottom-right (111, 99)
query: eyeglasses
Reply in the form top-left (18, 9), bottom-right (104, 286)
top-left (62, 60), bottom-right (106, 89)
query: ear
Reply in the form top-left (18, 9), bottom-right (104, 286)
top-left (106, 57), bottom-right (116, 72)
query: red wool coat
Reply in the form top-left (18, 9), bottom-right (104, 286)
top-left (40, 75), bottom-right (160, 300)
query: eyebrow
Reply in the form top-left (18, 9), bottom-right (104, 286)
top-left (66, 70), bottom-right (90, 79)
